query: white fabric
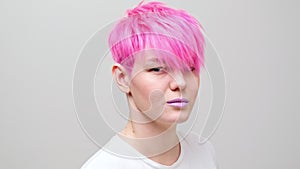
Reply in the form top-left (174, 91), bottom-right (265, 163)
top-left (81, 132), bottom-right (217, 169)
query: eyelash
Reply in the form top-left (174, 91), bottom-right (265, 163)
top-left (147, 67), bottom-right (196, 73)
top-left (148, 67), bottom-right (164, 72)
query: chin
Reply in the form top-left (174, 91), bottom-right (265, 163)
top-left (160, 109), bottom-right (191, 124)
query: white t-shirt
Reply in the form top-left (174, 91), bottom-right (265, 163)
top-left (81, 132), bottom-right (217, 169)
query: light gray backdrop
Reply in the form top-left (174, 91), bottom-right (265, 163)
top-left (0, 0), bottom-right (299, 169)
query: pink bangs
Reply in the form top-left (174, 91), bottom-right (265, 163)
top-left (108, 1), bottom-right (205, 73)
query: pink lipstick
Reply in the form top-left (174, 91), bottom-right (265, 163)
top-left (166, 98), bottom-right (189, 108)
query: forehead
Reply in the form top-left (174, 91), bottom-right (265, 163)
top-left (133, 50), bottom-right (182, 67)
top-left (130, 52), bottom-right (160, 74)
top-left (135, 52), bottom-right (161, 65)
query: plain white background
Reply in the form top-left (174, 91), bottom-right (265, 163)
top-left (0, 0), bottom-right (299, 168)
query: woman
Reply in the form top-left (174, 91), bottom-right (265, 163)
top-left (82, 1), bottom-right (217, 168)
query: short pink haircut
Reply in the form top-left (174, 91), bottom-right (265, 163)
top-left (108, 1), bottom-right (205, 73)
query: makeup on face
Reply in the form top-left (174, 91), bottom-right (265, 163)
top-left (166, 98), bottom-right (189, 108)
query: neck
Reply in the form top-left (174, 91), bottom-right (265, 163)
top-left (120, 120), bottom-right (181, 166)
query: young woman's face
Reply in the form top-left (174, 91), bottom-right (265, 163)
top-left (127, 53), bottom-right (200, 124)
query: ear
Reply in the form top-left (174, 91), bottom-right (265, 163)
top-left (112, 63), bottom-right (131, 94)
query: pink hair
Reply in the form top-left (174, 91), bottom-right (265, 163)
top-left (108, 1), bottom-right (205, 73)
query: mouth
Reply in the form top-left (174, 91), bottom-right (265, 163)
top-left (166, 98), bottom-right (189, 108)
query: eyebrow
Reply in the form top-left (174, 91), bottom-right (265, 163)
top-left (144, 58), bottom-right (164, 67)
top-left (146, 58), bottom-right (160, 62)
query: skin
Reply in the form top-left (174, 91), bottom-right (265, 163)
top-left (112, 52), bottom-right (200, 165)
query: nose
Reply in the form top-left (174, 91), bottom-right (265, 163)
top-left (169, 71), bottom-right (187, 91)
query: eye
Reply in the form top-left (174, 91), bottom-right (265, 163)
top-left (148, 67), bottom-right (164, 72)
top-left (190, 66), bottom-right (196, 72)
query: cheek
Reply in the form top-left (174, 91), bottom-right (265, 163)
top-left (130, 76), bottom-right (168, 113)
top-left (130, 82), bottom-right (150, 108)
top-left (130, 79), bottom-right (160, 108)
top-left (188, 76), bottom-right (200, 100)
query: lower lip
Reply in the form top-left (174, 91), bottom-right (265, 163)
top-left (167, 102), bottom-right (188, 108)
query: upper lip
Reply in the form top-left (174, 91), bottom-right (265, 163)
top-left (167, 98), bottom-right (189, 103)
